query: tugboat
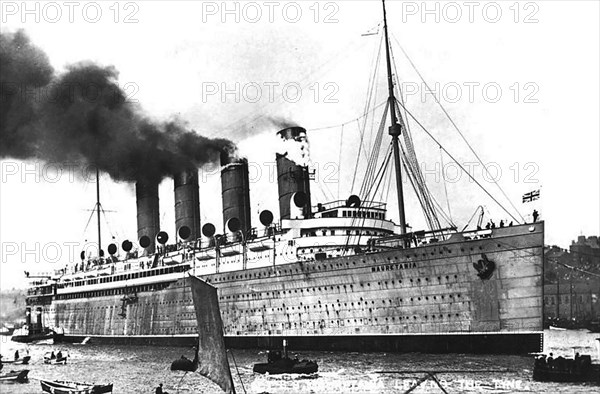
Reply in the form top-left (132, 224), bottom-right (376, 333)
top-left (533, 341), bottom-right (600, 384)
top-left (533, 354), bottom-right (600, 383)
top-left (11, 307), bottom-right (63, 344)
top-left (253, 340), bottom-right (318, 375)
top-left (11, 325), bottom-right (62, 344)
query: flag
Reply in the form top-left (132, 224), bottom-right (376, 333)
top-left (189, 276), bottom-right (235, 394)
top-left (522, 189), bottom-right (540, 203)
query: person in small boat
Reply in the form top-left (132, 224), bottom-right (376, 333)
top-left (155, 383), bottom-right (169, 394)
top-left (14, 350), bottom-right (19, 360)
top-left (50, 351), bottom-right (56, 359)
top-left (56, 350), bottom-right (63, 360)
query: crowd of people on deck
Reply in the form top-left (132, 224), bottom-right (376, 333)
top-left (476, 210), bottom-right (539, 231)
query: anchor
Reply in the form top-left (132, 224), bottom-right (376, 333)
top-left (473, 253), bottom-right (496, 280)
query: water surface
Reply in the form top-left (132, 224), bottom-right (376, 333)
top-left (1, 329), bottom-right (598, 393)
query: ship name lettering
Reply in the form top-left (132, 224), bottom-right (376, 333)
top-left (372, 262), bottom-right (417, 273)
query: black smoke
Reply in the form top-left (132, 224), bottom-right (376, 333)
top-left (0, 30), bottom-right (235, 183)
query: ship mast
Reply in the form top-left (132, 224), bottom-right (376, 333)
top-left (382, 0), bottom-right (407, 234)
top-left (95, 167), bottom-right (102, 255)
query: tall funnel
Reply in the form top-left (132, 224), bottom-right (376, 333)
top-left (174, 170), bottom-right (201, 241)
top-left (136, 179), bottom-right (160, 254)
top-left (276, 127), bottom-right (312, 220)
top-left (221, 158), bottom-right (252, 235)
top-left (35, 306), bottom-right (42, 328)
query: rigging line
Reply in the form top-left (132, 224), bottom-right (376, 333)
top-left (393, 36), bottom-right (524, 223)
top-left (395, 102), bottom-right (446, 229)
top-left (352, 103), bottom-right (388, 192)
top-left (360, 103), bottom-right (388, 196)
top-left (360, 128), bottom-right (384, 198)
top-left (547, 257), bottom-right (600, 274)
top-left (81, 204), bottom-right (98, 241)
top-left (309, 100), bottom-right (387, 132)
top-left (344, 145), bottom-right (392, 252)
top-left (321, 176), bottom-right (336, 202)
top-left (364, 31), bottom-right (385, 155)
top-left (428, 190), bottom-right (455, 228)
top-left (384, 157), bottom-right (394, 202)
top-left (396, 101), bottom-right (521, 223)
top-left (348, 146), bottom-right (393, 250)
top-left (98, 203), bottom-right (116, 239)
top-left (439, 148), bottom-right (454, 223)
top-left (400, 145), bottom-right (451, 230)
top-left (228, 349), bottom-right (247, 394)
top-left (317, 182), bottom-right (330, 201)
top-left (461, 206), bottom-right (483, 232)
top-left (400, 155), bottom-right (433, 230)
top-left (218, 38), bottom-right (370, 133)
top-left (364, 144), bottom-right (393, 202)
top-left (361, 28), bottom-right (385, 155)
top-left (338, 124), bottom-right (344, 200)
top-left (389, 44), bottom-right (446, 230)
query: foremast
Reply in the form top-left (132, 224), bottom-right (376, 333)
top-left (382, 0), bottom-right (407, 235)
top-left (95, 167), bottom-right (102, 255)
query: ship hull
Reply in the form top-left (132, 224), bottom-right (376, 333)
top-left (34, 223), bottom-right (545, 353)
top-left (60, 332), bottom-right (543, 354)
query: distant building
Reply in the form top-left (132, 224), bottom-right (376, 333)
top-left (543, 235), bottom-right (600, 322)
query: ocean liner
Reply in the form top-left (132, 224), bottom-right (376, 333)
top-left (22, 1), bottom-right (544, 354)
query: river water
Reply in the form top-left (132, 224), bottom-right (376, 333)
top-left (1, 329), bottom-right (598, 393)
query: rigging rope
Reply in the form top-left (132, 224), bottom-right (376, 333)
top-left (337, 124), bottom-right (344, 199)
top-left (396, 101), bottom-right (521, 223)
top-left (439, 148), bottom-right (454, 224)
top-left (390, 42), bottom-right (445, 231)
top-left (393, 36), bottom-right (525, 223)
top-left (358, 104), bottom-right (388, 198)
top-left (218, 38), bottom-right (371, 134)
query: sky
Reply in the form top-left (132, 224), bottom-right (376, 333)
top-left (1, 0), bottom-right (599, 289)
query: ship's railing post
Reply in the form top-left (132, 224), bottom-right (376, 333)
top-left (240, 230), bottom-right (247, 271)
top-left (215, 235), bottom-right (221, 274)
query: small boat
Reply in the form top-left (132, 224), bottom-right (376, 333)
top-left (0, 326), bottom-right (15, 336)
top-left (44, 351), bottom-right (69, 365)
top-left (40, 380), bottom-right (113, 394)
top-left (548, 325), bottom-right (567, 331)
top-left (0, 369), bottom-right (29, 383)
top-left (1, 355), bottom-right (31, 365)
top-left (253, 343), bottom-right (318, 375)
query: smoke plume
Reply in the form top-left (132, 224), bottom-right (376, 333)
top-left (0, 30), bottom-right (235, 183)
